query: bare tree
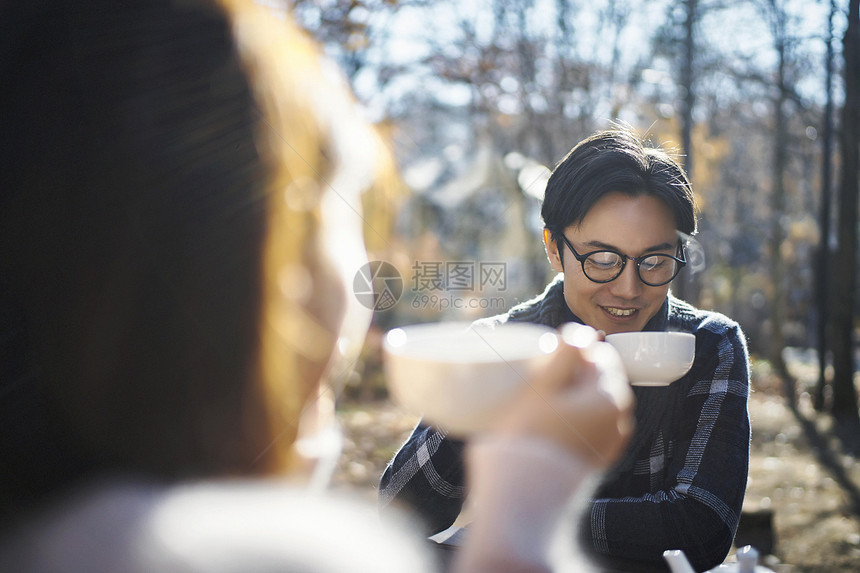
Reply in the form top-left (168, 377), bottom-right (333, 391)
top-left (681, 0), bottom-right (697, 180)
top-left (814, 0), bottom-right (837, 411)
top-left (831, 0), bottom-right (860, 419)
top-left (766, 0), bottom-right (791, 379)
top-left (675, 0), bottom-right (699, 305)
top-left (289, 0), bottom-right (430, 82)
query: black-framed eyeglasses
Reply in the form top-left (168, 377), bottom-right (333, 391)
top-left (557, 234), bottom-right (686, 287)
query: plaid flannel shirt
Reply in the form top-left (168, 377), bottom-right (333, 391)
top-left (379, 277), bottom-right (750, 572)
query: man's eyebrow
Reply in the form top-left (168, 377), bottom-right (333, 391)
top-left (582, 240), bottom-right (676, 253)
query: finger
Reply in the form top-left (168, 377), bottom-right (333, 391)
top-left (542, 340), bottom-right (601, 394)
top-left (559, 322), bottom-right (598, 348)
top-left (526, 346), bottom-right (585, 399)
top-left (590, 343), bottom-right (634, 410)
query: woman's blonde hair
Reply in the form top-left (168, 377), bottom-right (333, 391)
top-left (225, 0), bottom-right (393, 474)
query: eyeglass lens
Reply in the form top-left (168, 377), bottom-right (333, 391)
top-left (584, 252), bottom-right (679, 285)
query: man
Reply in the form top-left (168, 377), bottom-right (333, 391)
top-left (379, 127), bottom-right (751, 572)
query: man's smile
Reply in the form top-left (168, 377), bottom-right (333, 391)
top-left (602, 306), bottom-right (638, 317)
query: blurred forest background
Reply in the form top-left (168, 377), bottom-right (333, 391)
top-left (287, 0), bottom-right (860, 419)
top-left (287, 0), bottom-right (860, 569)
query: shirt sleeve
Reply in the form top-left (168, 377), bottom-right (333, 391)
top-left (581, 321), bottom-right (751, 572)
top-left (452, 437), bottom-right (598, 573)
top-left (378, 422), bottom-right (468, 536)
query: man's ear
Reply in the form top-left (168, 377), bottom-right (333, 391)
top-left (543, 228), bottom-right (564, 272)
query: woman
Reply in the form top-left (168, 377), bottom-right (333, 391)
top-left (0, 1), bottom-right (633, 571)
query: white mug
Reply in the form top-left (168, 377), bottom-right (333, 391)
top-left (604, 331), bottom-right (695, 386)
top-left (383, 322), bottom-right (558, 436)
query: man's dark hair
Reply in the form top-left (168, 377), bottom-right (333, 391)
top-left (541, 127), bottom-right (697, 243)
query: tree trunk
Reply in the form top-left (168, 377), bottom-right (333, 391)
top-left (814, 0), bottom-right (836, 411)
top-left (769, 13), bottom-right (789, 381)
top-left (675, 0), bottom-right (698, 305)
top-left (831, 0), bottom-right (860, 419)
top-left (681, 0), bottom-right (696, 182)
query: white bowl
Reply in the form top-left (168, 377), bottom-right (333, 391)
top-left (383, 322), bottom-right (558, 436)
top-left (604, 332), bottom-right (696, 387)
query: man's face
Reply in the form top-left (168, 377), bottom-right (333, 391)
top-left (544, 192), bottom-right (678, 335)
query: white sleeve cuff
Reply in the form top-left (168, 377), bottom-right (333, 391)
top-left (452, 437), bottom-right (597, 573)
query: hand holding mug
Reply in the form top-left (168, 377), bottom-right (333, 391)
top-left (490, 323), bottom-right (634, 469)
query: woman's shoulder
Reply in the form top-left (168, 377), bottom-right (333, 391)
top-left (0, 478), bottom-right (434, 573)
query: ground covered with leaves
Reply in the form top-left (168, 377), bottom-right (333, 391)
top-left (332, 359), bottom-right (860, 572)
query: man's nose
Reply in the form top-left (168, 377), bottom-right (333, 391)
top-left (611, 261), bottom-right (644, 297)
